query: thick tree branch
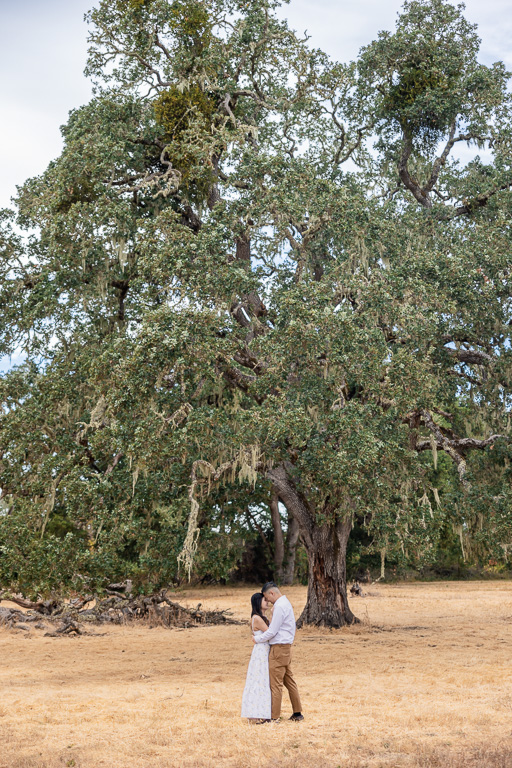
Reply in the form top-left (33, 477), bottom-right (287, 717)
top-left (398, 130), bottom-right (432, 208)
top-left (267, 464), bottom-right (314, 547)
top-left (104, 451), bottom-right (123, 477)
top-left (423, 122), bottom-right (457, 194)
top-left (452, 179), bottom-right (512, 217)
top-left (445, 347), bottom-right (494, 365)
top-left (413, 409), bottom-right (504, 487)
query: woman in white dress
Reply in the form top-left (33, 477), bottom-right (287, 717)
top-left (241, 592), bottom-right (271, 723)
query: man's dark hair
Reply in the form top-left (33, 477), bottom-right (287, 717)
top-left (261, 581), bottom-right (279, 594)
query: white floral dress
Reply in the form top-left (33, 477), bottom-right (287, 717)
top-left (241, 627), bottom-right (271, 719)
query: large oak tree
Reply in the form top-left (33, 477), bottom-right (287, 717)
top-left (1, 0), bottom-right (511, 623)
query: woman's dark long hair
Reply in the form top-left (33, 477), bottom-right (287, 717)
top-left (250, 592), bottom-right (269, 626)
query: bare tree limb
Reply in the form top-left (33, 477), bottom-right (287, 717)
top-left (445, 347), bottom-right (494, 365)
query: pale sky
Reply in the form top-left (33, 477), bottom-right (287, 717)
top-left (0, 0), bottom-right (511, 211)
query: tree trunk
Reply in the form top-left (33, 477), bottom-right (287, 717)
top-left (269, 491), bottom-right (284, 582)
top-left (296, 517), bottom-right (356, 627)
top-left (282, 510), bottom-right (300, 585)
top-left (267, 464), bottom-right (358, 628)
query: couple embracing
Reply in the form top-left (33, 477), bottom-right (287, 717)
top-left (241, 581), bottom-right (304, 724)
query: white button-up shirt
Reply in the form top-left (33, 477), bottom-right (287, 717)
top-left (254, 595), bottom-right (296, 645)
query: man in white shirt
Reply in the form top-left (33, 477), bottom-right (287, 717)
top-left (253, 581), bottom-right (304, 721)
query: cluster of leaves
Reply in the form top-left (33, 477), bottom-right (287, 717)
top-left (358, 0), bottom-right (509, 152)
top-left (383, 54), bottom-right (455, 131)
top-left (154, 84), bottom-right (217, 196)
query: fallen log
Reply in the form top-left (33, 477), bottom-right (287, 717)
top-left (0, 589), bottom-right (241, 631)
top-left (0, 606), bottom-right (29, 627)
top-left (4, 595), bottom-right (45, 612)
top-left (57, 620), bottom-right (82, 635)
top-left (2, 595), bottom-right (60, 615)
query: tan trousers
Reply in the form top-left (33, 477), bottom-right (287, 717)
top-left (268, 644), bottom-right (302, 719)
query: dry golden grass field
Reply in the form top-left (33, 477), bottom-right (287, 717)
top-left (2, 581), bottom-right (512, 768)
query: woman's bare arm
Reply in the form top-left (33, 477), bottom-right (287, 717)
top-left (252, 615), bottom-right (268, 632)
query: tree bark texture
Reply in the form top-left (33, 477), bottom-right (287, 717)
top-left (296, 516), bottom-right (356, 627)
top-left (282, 511), bottom-right (300, 585)
top-left (267, 464), bottom-right (358, 627)
top-left (269, 491), bottom-right (285, 582)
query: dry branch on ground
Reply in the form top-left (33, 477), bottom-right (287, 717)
top-left (0, 590), bottom-right (241, 633)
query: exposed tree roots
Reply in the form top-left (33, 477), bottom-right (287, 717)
top-left (0, 590), bottom-right (241, 634)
